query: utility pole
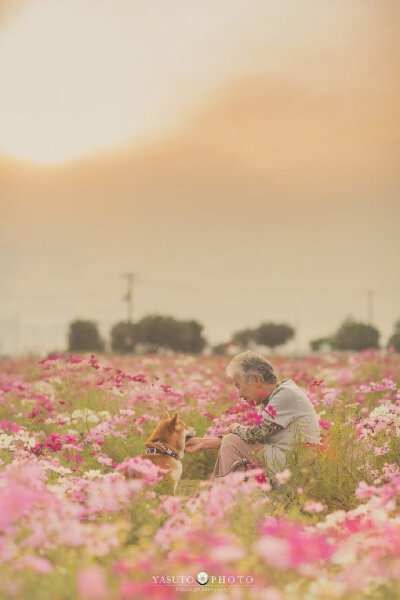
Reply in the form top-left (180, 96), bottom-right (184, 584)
top-left (367, 290), bottom-right (374, 324)
top-left (121, 273), bottom-right (135, 323)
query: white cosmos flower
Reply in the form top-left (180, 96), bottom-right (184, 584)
top-left (0, 434), bottom-right (14, 449)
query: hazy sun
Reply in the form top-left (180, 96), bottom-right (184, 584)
top-left (0, 1), bottom-right (215, 165)
top-left (0, 1), bottom-right (259, 165)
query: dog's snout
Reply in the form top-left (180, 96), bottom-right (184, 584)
top-left (185, 426), bottom-right (196, 439)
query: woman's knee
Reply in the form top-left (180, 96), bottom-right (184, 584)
top-left (221, 433), bottom-right (237, 449)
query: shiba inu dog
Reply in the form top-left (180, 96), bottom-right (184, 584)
top-left (140, 410), bottom-right (196, 495)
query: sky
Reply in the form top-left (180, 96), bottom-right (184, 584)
top-left (1, 0), bottom-right (399, 355)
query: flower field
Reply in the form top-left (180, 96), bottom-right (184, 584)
top-left (0, 350), bottom-right (399, 599)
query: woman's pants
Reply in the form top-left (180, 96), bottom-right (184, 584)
top-left (210, 433), bottom-right (265, 480)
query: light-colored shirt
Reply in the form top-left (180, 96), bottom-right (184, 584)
top-left (257, 378), bottom-right (320, 475)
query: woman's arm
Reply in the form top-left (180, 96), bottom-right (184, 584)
top-left (230, 418), bottom-right (283, 444)
top-left (184, 436), bottom-right (222, 453)
top-left (201, 437), bottom-right (223, 450)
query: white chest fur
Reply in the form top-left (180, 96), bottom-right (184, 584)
top-left (169, 459), bottom-right (182, 481)
top-left (169, 459), bottom-right (183, 494)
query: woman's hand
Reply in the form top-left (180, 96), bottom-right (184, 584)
top-left (220, 423), bottom-right (239, 434)
top-left (184, 437), bottom-right (204, 453)
top-left (226, 423), bottom-right (240, 434)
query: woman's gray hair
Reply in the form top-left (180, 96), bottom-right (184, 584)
top-left (226, 350), bottom-right (278, 384)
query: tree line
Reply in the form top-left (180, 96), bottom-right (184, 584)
top-left (66, 314), bottom-right (400, 354)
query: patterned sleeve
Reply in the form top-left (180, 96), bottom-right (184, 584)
top-left (232, 418), bottom-right (283, 444)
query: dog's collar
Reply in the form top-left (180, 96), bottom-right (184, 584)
top-left (145, 439), bottom-right (180, 461)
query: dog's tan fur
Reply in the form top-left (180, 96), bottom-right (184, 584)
top-left (139, 410), bottom-right (196, 495)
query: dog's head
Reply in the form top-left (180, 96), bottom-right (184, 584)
top-left (150, 411), bottom-right (196, 451)
top-left (164, 410), bottom-right (196, 439)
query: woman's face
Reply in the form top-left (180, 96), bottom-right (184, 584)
top-left (232, 373), bottom-right (262, 403)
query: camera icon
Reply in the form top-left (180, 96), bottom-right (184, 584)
top-left (196, 571), bottom-right (209, 585)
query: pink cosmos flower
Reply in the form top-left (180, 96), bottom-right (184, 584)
top-left (17, 555), bottom-right (53, 573)
top-left (209, 543), bottom-right (246, 562)
top-left (303, 501), bottom-right (327, 513)
top-left (355, 480), bottom-right (380, 499)
top-left (275, 468), bottom-right (291, 485)
top-left (310, 379), bottom-right (325, 387)
top-left (322, 388), bottom-right (340, 408)
top-left (77, 565), bottom-right (109, 599)
top-left (253, 536), bottom-right (291, 569)
top-left (255, 516), bottom-right (335, 573)
top-left (45, 433), bottom-right (63, 451)
top-left (0, 419), bottom-right (21, 433)
top-left (97, 454), bottom-right (114, 466)
top-left (245, 412), bottom-right (264, 425)
top-left (68, 354), bottom-right (82, 364)
top-left (374, 442), bottom-right (389, 456)
top-left (159, 496), bottom-right (182, 515)
top-left (116, 456), bottom-right (167, 485)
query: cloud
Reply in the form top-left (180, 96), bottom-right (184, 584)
top-left (125, 74), bottom-right (399, 191)
top-left (1, 0), bottom-right (399, 219)
top-left (7, 72), bottom-right (394, 199)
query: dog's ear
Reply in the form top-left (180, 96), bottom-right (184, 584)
top-left (169, 411), bottom-right (178, 428)
top-left (162, 411), bottom-right (171, 420)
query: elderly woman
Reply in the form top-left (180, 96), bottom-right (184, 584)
top-left (185, 350), bottom-right (320, 480)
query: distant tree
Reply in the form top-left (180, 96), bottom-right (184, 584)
top-left (310, 337), bottom-right (334, 352)
top-left (387, 319), bottom-right (400, 351)
top-left (231, 328), bottom-right (256, 349)
top-left (333, 316), bottom-right (380, 351)
top-left (174, 319), bottom-right (207, 353)
top-left (67, 319), bottom-right (104, 353)
top-left (253, 322), bottom-right (295, 350)
top-left (212, 342), bottom-right (230, 355)
top-left (133, 314), bottom-right (207, 354)
top-left (134, 315), bottom-right (174, 353)
top-left (110, 321), bottom-right (137, 354)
